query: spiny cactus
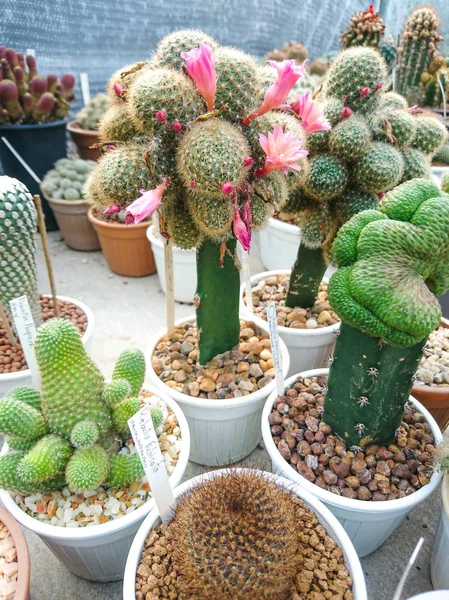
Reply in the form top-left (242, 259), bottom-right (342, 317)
top-left (340, 5), bottom-right (385, 50)
top-left (0, 46), bottom-right (74, 124)
top-left (324, 178), bottom-right (449, 447)
top-left (41, 158), bottom-right (96, 201)
top-left (396, 7), bottom-right (443, 106)
top-left (85, 30), bottom-right (312, 364)
top-left (0, 176), bottom-right (42, 325)
top-left (170, 470), bottom-right (300, 600)
top-left (76, 93), bottom-right (110, 131)
top-left (264, 40), bottom-right (309, 65)
top-left (0, 318), bottom-right (152, 494)
top-left (434, 143), bottom-right (449, 166)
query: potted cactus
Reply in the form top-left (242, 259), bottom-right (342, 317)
top-left (0, 505), bottom-right (30, 600)
top-left (250, 46), bottom-right (448, 375)
top-left (0, 318), bottom-right (190, 581)
top-left (262, 178), bottom-right (446, 557)
top-left (83, 29), bottom-right (319, 464)
top-left (0, 176), bottom-right (95, 397)
top-left (67, 92), bottom-right (111, 161)
top-left (124, 468), bottom-right (367, 600)
top-left (40, 158), bottom-right (100, 251)
top-left (0, 47), bottom-right (75, 230)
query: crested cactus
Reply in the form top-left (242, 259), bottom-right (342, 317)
top-left (340, 5), bottom-right (385, 50)
top-left (0, 47), bottom-right (74, 124)
top-left (0, 176), bottom-right (42, 325)
top-left (85, 30), bottom-right (312, 364)
top-left (323, 178), bottom-right (449, 447)
top-left (0, 318), bottom-right (152, 494)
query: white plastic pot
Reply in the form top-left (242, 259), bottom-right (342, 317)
top-left (431, 165), bottom-right (449, 182)
top-left (146, 224), bottom-right (197, 304)
top-left (431, 474), bottom-right (449, 590)
top-left (262, 368), bottom-right (443, 558)
top-left (259, 217), bottom-right (301, 271)
top-left (123, 468), bottom-right (368, 600)
top-left (240, 270), bottom-right (340, 375)
top-left (0, 294), bottom-right (95, 398)
top-left (407, 593), bottom-right (449, 599)
top-left (0, 385), bottom-right (190, 582)
top-left (148, 314), bottom-right (290, 466)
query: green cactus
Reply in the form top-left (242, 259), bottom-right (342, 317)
top-left (323, 178), bottom-right (449, 447)
top-left (442, 173), bottom-right (449, 193)
top-left (0, 319), bottom-right (152, 494)
top-left (76, 93), bottom-right (110, 131)
top-left (340, 5), bottom-right (385, 50)
top-left (41, 158), bottom-right (96, 201)
top-left (410, 116), bottom-right (447, 155)
top-left (378, 92), bottom-right (408, 110)
top-left (304, 155), bottom-right (348, 200)
top-left (151, 30), bottom-right (218, 71)
top-left (434, 143), bottom-right (449, 165)
top-left (401, 148), bottom-right (430, 182)
top-left (353, 142), bottom-right (404, 193)
top-left (370, 109), bottom-right (415, 147)
top-left (0, 176), bottom-right (42, 325)
top-left (329, 116), bottom-right (371, 161)
top-left (98, 104), bottom-right (138, 143)
top-left (379, 37), bottom-right (397, 73)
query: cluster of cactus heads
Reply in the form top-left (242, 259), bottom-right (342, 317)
top-left (0, 318), bottom-right (163, 494)
top-left (0, 176), bottom-right (42, 326)
top-left (283, 46), bottom-right (447, 310)
top-left (0, 47), bottom-right (75, 124)
top-left (264, 40), bottom-right (308, 64)
top-left (324, 178), bottom-right (449, 448)
top-left (340, 4), bottom-right (385, 50)
top-left (76, 92), bottom-right (110, 131)
top-left (41, 158), bottom-right (96, 201)
top-left (396, 7), bottom-right (444, 107)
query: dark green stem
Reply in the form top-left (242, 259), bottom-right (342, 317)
top-left (196, 238), bottom-right (240, 365)
top-left (323, 322), bottom-right (426, 448)
top-left (285, 245), bottom-right (327, 309)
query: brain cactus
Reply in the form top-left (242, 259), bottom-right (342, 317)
top-left (340, 4), bottom-right (385, 50)
top-left (76, 93), bottom-right (110, 131)
top-left (283, 46), bottom-right (447, 312)
top-left (85, 30), bottom-right (314, 363)
top-left (0, 46), bottom-right (74, 124)
top-left (0, 176), bottom-right (41, 325)
top-left (41, 158), bottom-right (96, 201)
top-left (323, 178), bottom-right (449, 448)
top-left (0, 318), bottom-right (152, 494)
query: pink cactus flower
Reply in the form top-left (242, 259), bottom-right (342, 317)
top-left (256, 124), bottom-right (308, 177)
top-left (375, 82), bottom-right (383, 90)
top-left (360, 87), bottom-right (370, 97)
top-left (104, 203), bottom-right (121, 215)
top-left (125, 180), bottom-right (170, 225)
top-left (243, 156), bottom-right (253, 167)
top-left (113, 83), bottom-right (126, 101)
top-left (244, 59), bottom-right (306, 123)
top-left (241, 196), bottom-right (252, 234)
top-left (232, 198), bottom-right (251, 251)
top-left (156, 110), bottom-right (167, 122)
top-left (408, 104), bottom-right (419, 112)
top-left (106, 144), bottom-right (117, 151)
top-left (286, 93), bottom-right (331, 136)
top-left (181, 43), bottom-right (216, 112)
top-left (172, 121), bottom-right (182, 132)
top-left (221, 182), bottom-right (234, 195)
top-left (341, 107), bottom-right (353, 119)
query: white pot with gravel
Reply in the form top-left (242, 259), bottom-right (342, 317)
top-left (239, 270), bottom-right (340, 374)
top-left (0, 385), bottom-right (190, 583)
top-left (431, 474), bottom-right (449, 590)
top-left (146, 225), bottom-right (197, 304)
top-left (259, 218), bottom-right (301, 271)
top-left (0, 294), bottom-right (95, 398)
top-left (262, 368), bottom-right (443, 558)
top-left (123, 469), bottom-right (367, 600)
top-left (148, 314), bottom-right (290, 466)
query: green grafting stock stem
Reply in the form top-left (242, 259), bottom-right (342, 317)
top-left (196, 238), bottom-right (240, 365)
top-left (285, 245), bottom-right (327, 309)
top-left (323, 322), bottom-right (426, 448)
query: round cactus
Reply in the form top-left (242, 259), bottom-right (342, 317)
top-left (329, 116), bottom-right (371, 161)
top-left (370, 109), bottom-right (416, 147)
top-left (151, 30), bottom-right (218, 71)
top-left (41, 158), bottom-right (96, 201)
top-left (305, 155), bottom-right (348, 200)
top-left (378, 91), bottom-right (408, 110)
top-left (401, 148), bottom-right (430, 182)
top-left (353, 142), bottom-right (403, 193)
top-left (98, 104), bottom-right (138, 143)
top-left (410, 116), bottom-right (448, 155)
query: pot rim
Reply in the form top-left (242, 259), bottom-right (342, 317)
top-left (262, 367), bottom-right (443, 514)
top-left (412, 318), bottom-right (449, 397)
top-left (0, 505), bottom-right (30, 600)
top-left (123, 468), bottom-right (367, 600)
top-left (146, 224), bottom-right (195, 254)
top-left (147, 314), bottom-right (290, 409)
top-left (46, 195), bottom-right (89, 207)
top-left (87, 207), bottom-right (150, 230)
top-left (0, 384), bottom-right (190, 541)
top-left (239, 269), bottom-right (340, 338)
top-left (66, 120), bottom-right (100, 136)
top-left (267, 216), bottom-right (300, 234)
top-left (0, 119), bottom-right (69, 130)
top-left (0, 294), bottom-right (95, 383)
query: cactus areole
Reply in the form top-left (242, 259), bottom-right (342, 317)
top-left (323, 178), bottom-right (449, 448)
top-left (85, 30), bottom-right (316, 364)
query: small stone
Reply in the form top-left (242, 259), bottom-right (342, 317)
top-left (296, 462), bottom-right (316, 482)
top-left (240, 327), bottom-right (255, 339)
top-left (260, 349), bottom-right (272, 361)
top-left (258, 376), bottom-right (273, 389)
top-left (306, 318), bottom-right (318, 329)
top-left (278, 440), bottom-right (292, 461)
top-left (199, 378), bottom-right (215, 392)
top-left (317, 310), bottom-right (332, 325)
top-left (249, 363), bottom-right (263, 378)
top-left (174, 370), bottom-right (187, 383)
top-left (180, 342), bottom-right (194, 355)
top-left (238, 379), bottom-right (254, 392)
top-left (237, 361), bottom-right (250, 373)
top-left (188, 382), bottom-right (200, 397)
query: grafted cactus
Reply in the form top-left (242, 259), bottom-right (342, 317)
top-left (323, 179), bottom-right (449, 447)
top-left (0, 176), bottom-right (42, 325)
top-left (0, 318), bottom-right (153, 494)
top-left (86, 30), bottom-right (313, 364)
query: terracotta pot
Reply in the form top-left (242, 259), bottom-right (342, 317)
top-left (47, 197), bottom-right (100, 251)
top-left (88, 208), bottom-right (156, 277)
top-left (67, 120), bottom-right (101, 161)
top-left (412, 319), bottom-right (449, 432)
top-left (0, 506), bottom-right (30, 600)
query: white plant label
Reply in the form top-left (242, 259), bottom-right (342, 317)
top-left (164, 240), bottom-right (175, 334)
top-left (267, 302), bottom-right (284, 395)
top-left (80, 73), bottom-right (91, 106)
top-left (238, 244), bottom-right (253, 313)
top-left (128, 405), bottom-right (175, 523)
top-left (9, 295), bottom-right (40, 388)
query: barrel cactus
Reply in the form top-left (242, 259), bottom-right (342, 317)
top-left (41, 158), bottom-right (96, 201)
top-left (324, 178), bottom-right (449, 447)
top-left (0, 318), bottom-right (153, 494)
top-left (0, 176), bottom-right (41, 325)
top-left (85, 30), bottom-right (315, 364)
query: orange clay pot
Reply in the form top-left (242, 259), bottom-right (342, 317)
top-left (67, 120), bottom-right (101, 161)
top-left (0, 506), bottom-right (30, 600)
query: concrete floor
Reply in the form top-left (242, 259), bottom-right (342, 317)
top-left (9, 232), bottom-right (444, 599)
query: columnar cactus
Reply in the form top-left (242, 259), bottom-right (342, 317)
top-left (0, 47), bottom-right (74, 124)
top-left (0, 318), bottom-right (151, 494)
top-left (323, 179), bottom-right (449, 447)
top-left (283, 46), bottom-right (447, 311)
top-left (340, 5), bottom-right (385, 50)
top-left (0, 176), bottom-right (42, 325)
top-left (85, 30), bottom-right (313, 364)
top-left (396, 7), bottom-right (443, 106)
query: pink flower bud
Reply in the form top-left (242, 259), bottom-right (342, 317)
top-left (172, 121), bottom-right (182, 132)
top-left (221, 182), bottom-right (234, 195)
top-left (107, 144), bottom-right (117, 151)
top-left (156, 110), bottom-right (167, 123)
top-left (375, 82), bottom-right (383, 91)
top-left (341, 107), bottom-right (353, 119)
top-left (189, 181), bottom-right (197, 189)
top-left (113, 83), bottom-right (125, 98)
top-left (104, 204), bottom-right (121, 215)
top-left (360, 87), bottom-right (370, 97)
top-left (378, 192), bottom-right (385, 199)
top-left (243, 156), bottom-right (253, 166)
top-left (125, 213), bottom-right (135, 225)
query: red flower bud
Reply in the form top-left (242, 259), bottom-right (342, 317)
top-left (221, 182), bottom-right (234, 195)
top-left (172, 121), bottom-right (182, 132)
top-left (243, 156), bottom-right (253, 167)
top-left (360, 87), bottom-right (370, 97)
top-left (341, 107), bottom-right (353, 118)
top-left (156, 110), bottom-right (166, 123)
